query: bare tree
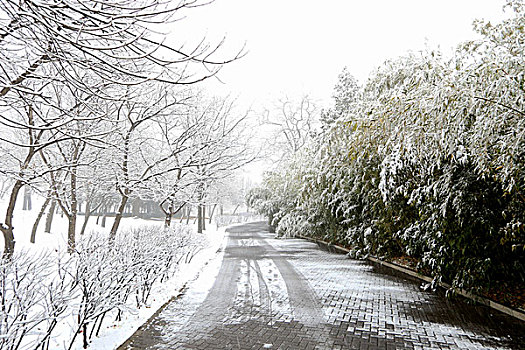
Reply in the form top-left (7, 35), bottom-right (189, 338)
top-left (0, 0), bottom-right (243, 99)
top-left (0, 79), bottom-right (115, 255)
top-left (138, 93), bottom-right (255, 231)
top-left (262, 95), bottom-right (319, 164)
top-left (185, 96), bottom-right (254, 232)
top-left (108, 85), bottom-right (201, 241)
top-left (78, 162), bottom-right (113, 236)
top-left (0, 104), bottom-right (48, 255)
top-left (30, 188), bottom-right (51, 243)
top-left (40, 139), bottom-right (87, 253)
top-left (0, 0), bottom-right (243, 256)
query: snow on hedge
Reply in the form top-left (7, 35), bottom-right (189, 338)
top-left (0, 224), bottom-right (205, 350)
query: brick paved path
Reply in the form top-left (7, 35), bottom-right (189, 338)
top-left (119, 222), bottom-right (525, 349)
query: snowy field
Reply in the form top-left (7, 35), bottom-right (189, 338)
top-left (0, 194), bottom-right (229, 350)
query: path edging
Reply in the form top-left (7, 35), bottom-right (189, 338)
top-left (295, 234), bottom-right (525, 322)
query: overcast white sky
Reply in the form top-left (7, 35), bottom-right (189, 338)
top-left (173, 0), bottom-right (509, 109)
top-left (170, 0), bottom-right (510, 182)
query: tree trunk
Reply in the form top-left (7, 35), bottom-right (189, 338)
top-left (22, 186), bottom-right (32, 210)
top-left (165, 213), bottom-right (172, 227)
top-left (109, 195), bottom-right (129, 242)
top-left (161, 201), bottom-right (174, 228)
top-left (186, 205), bottom-right (191, 225)
top-left (101, 206), bottom-right (107, 228)
top-left (67, 213), bottom-right (76, 253)
top-left (2, 106), bottom-right (39, 256)
top-left (202, 205), bottom-right (206, 231)
top-left (197, 205), bottom-right (203, 233)
top-left (233, 204), bottom-right (240, 215)
top-left (209, 203), bottom-right (217, 224)
top-left (268, 213), bottom-right (275, 233)
top-left (68, 161), bottom-right (79, 253)
top-left (179, 204), bottom-right (185, 223)
top-left (45, 199), bottom-right (56, 233)
top-left (30, 195), bottom-right (51, 243)
top-left (80, 201), bottom-right (91, 235)
top-left (163, 204), bottom-right (172, 227)
top-left (1, 180), bottom-right (23, 257)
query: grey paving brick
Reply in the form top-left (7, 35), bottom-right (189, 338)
top-left (119, 222), bottom-right (525, 350)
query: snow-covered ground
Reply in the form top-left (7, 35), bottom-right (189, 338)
top-left (1, 195), bottom-right (177, 253)
top-left (0, 194), bottom-right (228, 350)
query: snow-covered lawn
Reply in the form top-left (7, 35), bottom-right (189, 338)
top-left (0, 195), bottom-right (227, 350)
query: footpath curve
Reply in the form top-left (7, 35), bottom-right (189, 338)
top-left (119, 221), bottom-right (524, 349)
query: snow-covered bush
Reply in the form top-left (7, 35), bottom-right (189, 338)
top-left (275, 210), bottom-right (310, 238)
top-left (67, 224), bottom-right (203, 349)
top-left (68, 233), bottom-right (133, 349)
top-left (252, 0), bottom-right (525, 293)
top-left (0, 224), bottom-right (204, 350)
top-left (0, 252), bottom-right (76, 350)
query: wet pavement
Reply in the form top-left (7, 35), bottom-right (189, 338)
top-left (119, 222), bottom-right (525, 349)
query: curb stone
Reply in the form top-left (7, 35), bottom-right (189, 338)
top-left (295, 234), bottom-right (525, 323)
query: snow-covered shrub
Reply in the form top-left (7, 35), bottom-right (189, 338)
top-left (252, 1), bottom-right (525, 294)
top-left (0, 223), bottom-right (205, 350)
top-left (68, 233), bottom-right (136, 349)
top-left (275, 210), bottom-right (310, 238)
top-left (121, 224), bottom-right (204, 306)
top-left (0, 252), bottom-right (76, 350)
top-left (67, 224), bottom-right (204, 349)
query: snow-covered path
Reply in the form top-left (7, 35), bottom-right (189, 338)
top-left (119, 222), bottom-right (524, 349)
